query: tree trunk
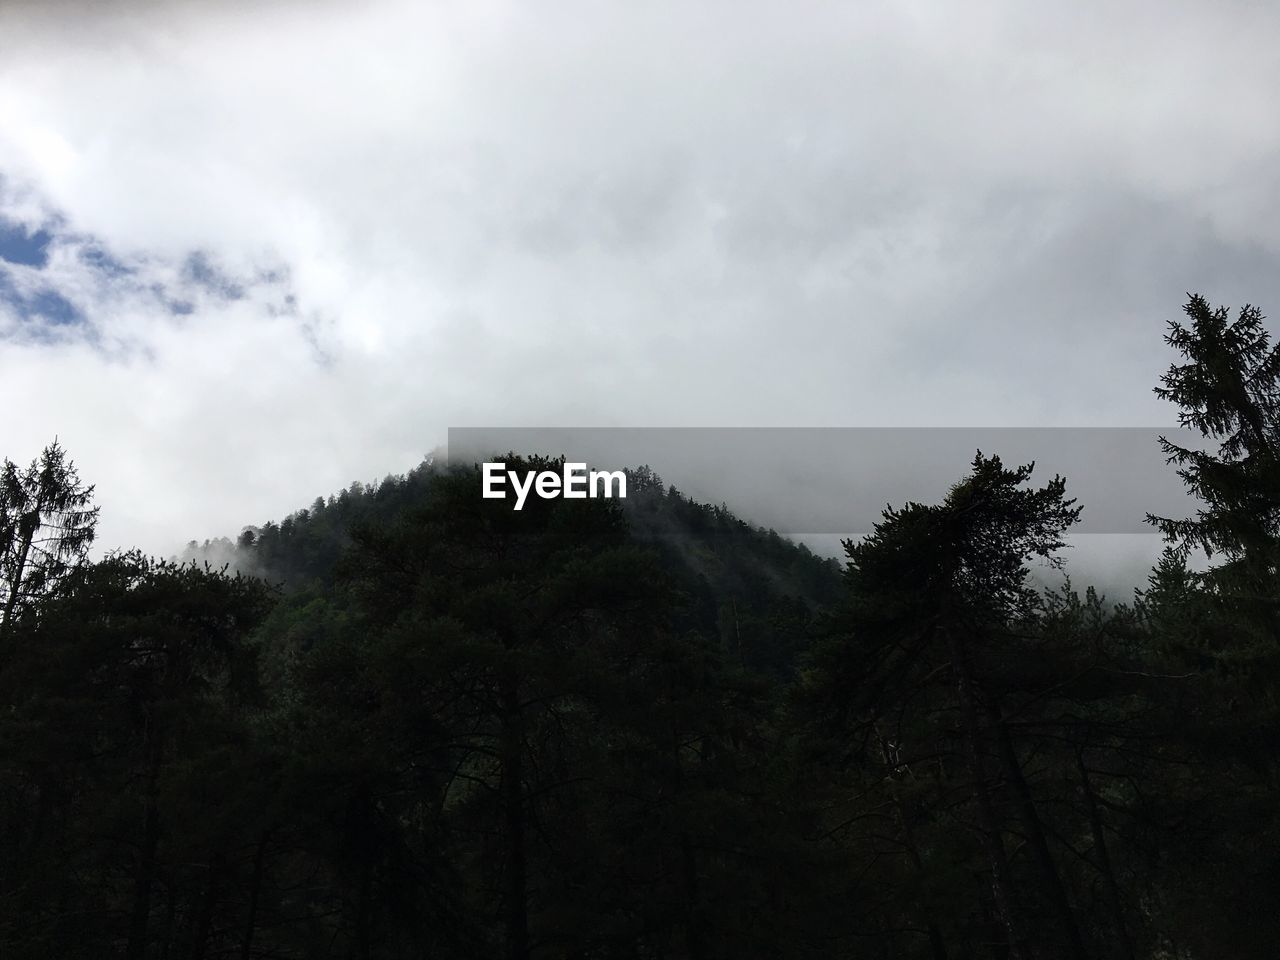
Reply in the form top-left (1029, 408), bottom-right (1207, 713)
top-left (126, 790), bottom-right (161, 960)
top-left (882, 735), bottom-right (949, 960)
top-left (190, 857), bottom-right (222, 960)
top-left (159, 880), bottom-right (176, 960)
top-left (356, 858), bottom-right (372, 960)
top-left (0, 512), bottom-right (37, 641)
top-left (988, 703), bottom-right (1086, 960)
top-left (946, 627), bottom-right (1034, 960)
top-left (127, 721), bottom-right (163, 960)
top-left (241, 831), bottom-right (270, 960)
top-left (681, 833), bottom-right (708, 960)
top-left (1076, 751), bottom-right (1135, 960)
top-left (500, 678), bottom-right (529, 960)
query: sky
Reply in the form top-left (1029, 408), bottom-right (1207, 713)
top-left (1, 0), bottom-right (1278, 578)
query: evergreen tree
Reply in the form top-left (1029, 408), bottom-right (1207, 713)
top-left (0, 440), bottom-right (98, 643)
top-left (1135, 294), bottom-right (1280, 956)
top-left (1148, 294), bottom-right (1280, 606)
top-left (801, 453), bottom-right (1087, 960)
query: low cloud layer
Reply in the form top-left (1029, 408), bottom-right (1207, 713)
top-left (1, 0), bottom-right (1276, 579)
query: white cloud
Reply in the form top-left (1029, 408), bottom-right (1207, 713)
top-left (0, 0), bottom-right (1277, 562)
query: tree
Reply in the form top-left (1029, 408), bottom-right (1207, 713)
top-left (1147, 294), bottom-right (1280, 603)
top-left (0, 440), bottom-right (98, 643)
top-left (0, 552), bottom-right (273, 959)
top-left (289, 458), bottom-right (690, 958)
top-left (1143, 294), bottom-right (1280, 753)
top-left (284, 457), bottom-right (827, 960)
top-left (801, 453), bottom-right (1087, 960)
top-left (1136, 295), bottom-right (1280, 956)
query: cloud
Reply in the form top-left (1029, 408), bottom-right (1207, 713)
top-left (0, 0), bottom-right (1276, 583)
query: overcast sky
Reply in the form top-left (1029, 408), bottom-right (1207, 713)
top-left (2, 0), bottom-right (1279, 568)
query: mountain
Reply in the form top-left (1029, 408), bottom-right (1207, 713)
top-left (181, 457), bottom-right (842, 679)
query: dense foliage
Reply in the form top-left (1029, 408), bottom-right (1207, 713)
top-left (2, 295), bottom-right (1277, 958)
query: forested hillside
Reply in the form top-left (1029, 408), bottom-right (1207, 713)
top-left (182, 458), bottom-right (842, 681)
top-left (2, 295), bottom-right (1278, 959)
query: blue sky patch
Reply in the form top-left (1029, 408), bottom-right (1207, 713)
top-left (1, 185), bottom-right (302, 348)
top-left (0, 265), bottom-right (85, 334)
top-left (0, 217), bottom-right (53, 268)
top-left (27, 288), bottom-right (82, 325)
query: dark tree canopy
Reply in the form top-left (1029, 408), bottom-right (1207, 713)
top-left (2, 298), bottom-right (1279, 959)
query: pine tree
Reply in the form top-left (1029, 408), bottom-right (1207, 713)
top-left (801, 453), bottom-right (1086, 960)
top-left (0, 440), bottom-right (98, 643)
top-left (1147, 294), bottom-right (1280, 609)
top-left (1136, 295), bottom-right (1280, 956)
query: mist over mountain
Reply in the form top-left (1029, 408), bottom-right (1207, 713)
top-left (179, 459), bottom-right (842, 678)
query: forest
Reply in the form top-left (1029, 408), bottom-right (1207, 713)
top-left (1, 293), bottom-right (1277, 959)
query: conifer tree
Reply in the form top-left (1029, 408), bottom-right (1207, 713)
top-left (1147, 294), bottom-right (1280, 607)
top-left (0, 440), bottom-right (98, 642)
top-left (803, 453), bottom-right (1085, 960)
